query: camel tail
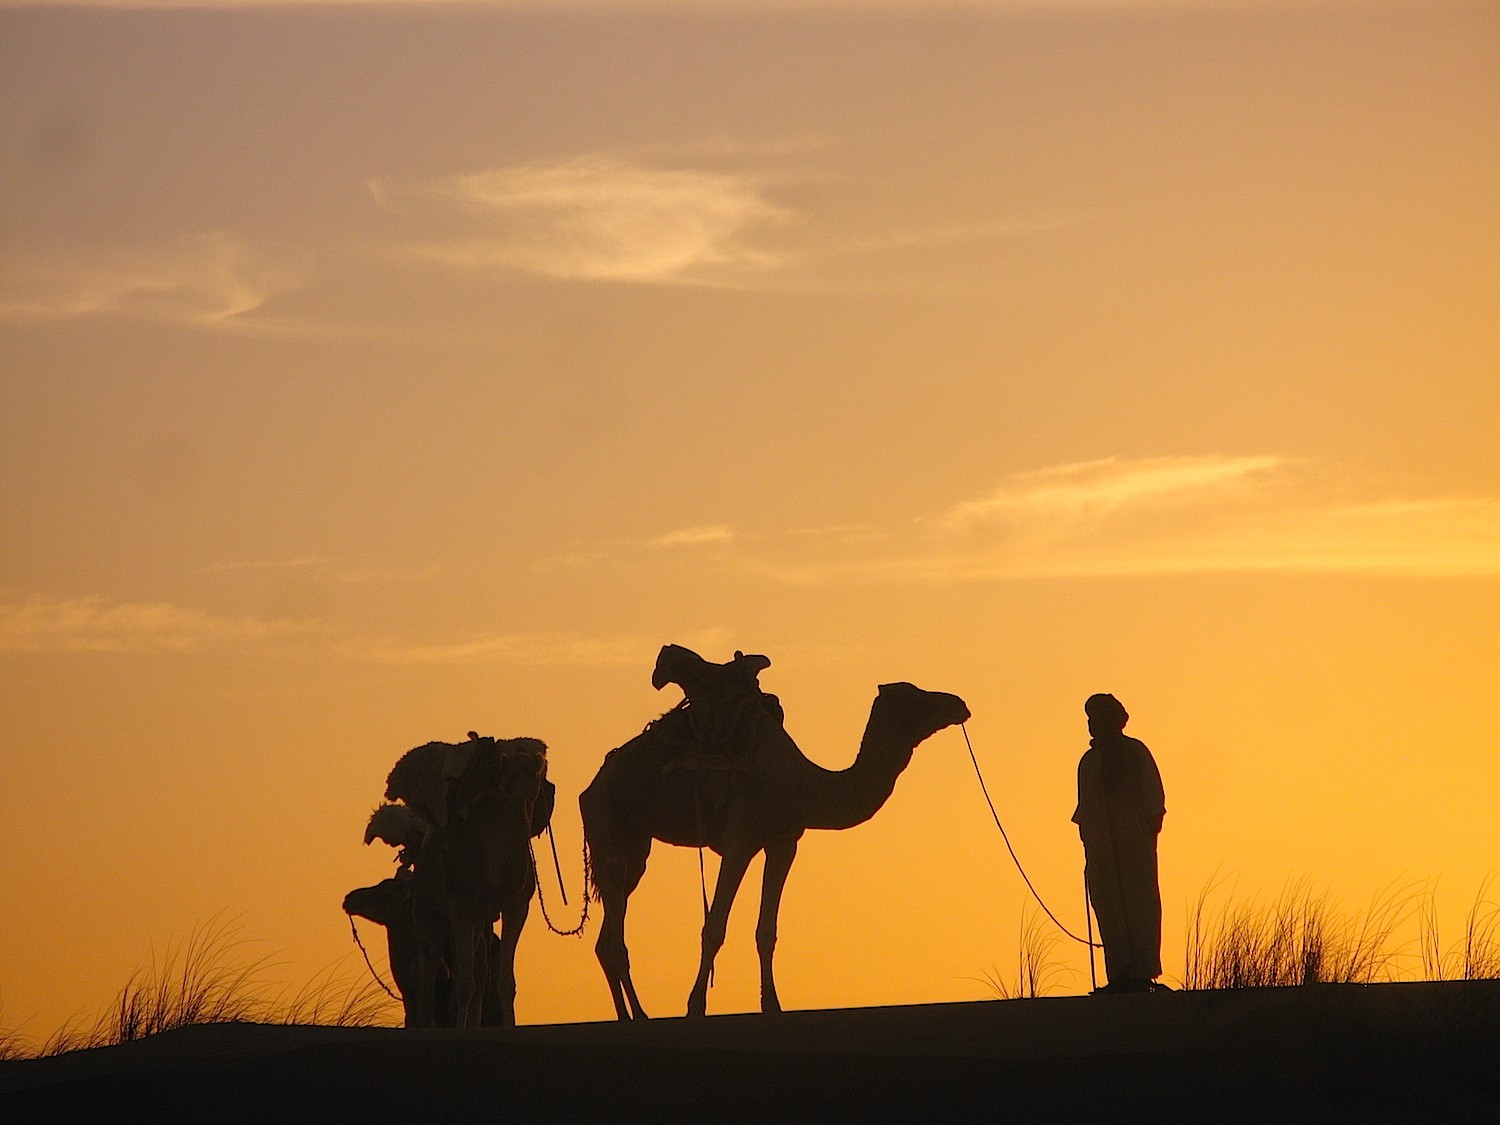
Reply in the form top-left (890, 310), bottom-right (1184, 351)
top-left (582, 839), bottom-right (599, 902)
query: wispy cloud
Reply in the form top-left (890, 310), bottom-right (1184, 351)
top-left (0, 231), bottom-right (297, 325)
top-left (552, 457), bottom-right (1500, 583)
top-left (202, 555), bottom-right (333, 575)
top-left (934, 455), bottom-right (1287, 533)
top-left (0, 595), bottom-right (323, 654)
top-left (791, 457), bottom-right (1500, 580)
top-left (373, 155), bottom-right (790, 284)
top-left (648, 525), bottom-right (737, 548)
top-left (341, 626), bottom-right (733, 667)
top-left (0, 591), bottom-right (740, 672)
top-left (824, 214), bottom-right (1091, 263)
top-left (200, 554), bottom-right (439, 584)
top-left (1, 1), bottom-right (1311, 10)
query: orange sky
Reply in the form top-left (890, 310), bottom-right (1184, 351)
top-left (2, 0), bottom-right (1497, 1039)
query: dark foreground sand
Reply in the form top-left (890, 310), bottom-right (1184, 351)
top-left (4, 980), bottom-right (1496, 1121)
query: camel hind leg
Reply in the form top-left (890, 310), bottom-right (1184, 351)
top-left (582, 788), bottom-right (652, 1020)
top-left (451, 923), bottom-right (487, 1030)
top-left (593, 844), bottom-right (650, 1020)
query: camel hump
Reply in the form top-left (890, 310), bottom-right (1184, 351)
top-left (386, 741), bottom-right (456, 826)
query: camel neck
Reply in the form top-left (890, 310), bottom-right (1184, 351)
top-left (796, 715), bottom-right (916, 831)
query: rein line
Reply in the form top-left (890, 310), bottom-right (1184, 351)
top-left (960, 722), bottom-right (1100, 949)
top-left (348, 915), bottom-right (402, 1001)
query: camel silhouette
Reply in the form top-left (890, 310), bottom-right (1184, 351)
top-left (366, 735), bottom-right (551, 1028)
top-left (581, 646), bottom-right (970, 1019)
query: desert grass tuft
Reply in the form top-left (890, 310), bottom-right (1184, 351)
top-left (1420, 877), bottom-right (1500, 982)
top-left (972, 905), bottom-right (1072, 1000)
top-left (105, 914), bottom-right (272, 1045)
top-left (3, 915), bottom-right (400, 1059)
top-left (0, 1005), bottom-right (29, 1061)
top-left (272, 958), bottom-right (399, 1028)
top-left (1185, 877), bottom-right (1417, 990)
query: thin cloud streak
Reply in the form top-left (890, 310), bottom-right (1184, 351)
top-left (374, 156), bottom-right (790, 284)
top-left (341, 626), bottom-right (733, 667)
top-left (0, 232), bottom-right (297, 325)
top-left (0, 592), bottom-right (739, 670)
top-left (817, 504), bottom-right (1500, 581)
top-left (1, 1), bottom-right (1327, 11)
top-left (580, 457), bottom-right (1500, 583)
top-left (202, 555), bottom-right (333, 574)
top-left (0, 596), bottom-right (324, 654)
top-left (0, 0), bottom-right (1344, 11)
top-left (765, 460), bottom-right (1500, 581)
top-left (201, 555), bottom-right (441, 583)
top-left (648, 525), bottom-right (737, 548)
top-left (934, 455), bottom-right (1287, 532)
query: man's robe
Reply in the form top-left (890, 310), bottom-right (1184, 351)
top-left (1073, 734), bottom-right (1165, 983)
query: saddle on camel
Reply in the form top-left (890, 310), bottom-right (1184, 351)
top-left (649, 644), bottom-right (784, 753)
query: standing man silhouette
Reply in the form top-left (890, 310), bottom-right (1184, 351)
top-left (1073, 693), bottom-right (1165, 994)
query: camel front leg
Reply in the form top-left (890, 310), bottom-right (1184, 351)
top-left (686, 847), bottom-right (756, 1018)
top-left (756, 839), bottom-right (798, 1015)
top-left (453, 924), bottom-right (490, 1030)
top-left (492, 897), bottom-right (530, 1027)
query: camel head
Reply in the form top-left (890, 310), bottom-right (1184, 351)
top-left (342, 876), bottom-right (412, 926)
top-left (446, 738), bottom-right (548, 828)
top-left (364, 802), bottom-right (432, 850)
top-left (386, 735), bottom-right (547, 829)
top-left (872, 682), bottom-right (971, 746)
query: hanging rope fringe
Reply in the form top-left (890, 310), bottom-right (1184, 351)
top-left (530, 838), bottom-right (591, 937)
top-left (961, 722), bottom-right (1101, 949)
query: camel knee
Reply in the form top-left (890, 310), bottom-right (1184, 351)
top-left (755, 923), bottom-right (778, 957)
top-left (700, 918), bottom-right (728, 954)
top-left (596, 933), bottom-right (630, 978)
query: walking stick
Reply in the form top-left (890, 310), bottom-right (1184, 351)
top-left (546, 823), bottom-right (568, 906)
top-left (1085, 871), bottom-right (1098, 994)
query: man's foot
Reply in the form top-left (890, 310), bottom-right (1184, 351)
top-left (1092, 978), bottom-right (1172, 996)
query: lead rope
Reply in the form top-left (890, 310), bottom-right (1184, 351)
top-left (961, 722), bottom-right (1101, 949)
top-left (348, 915), bottom-right (402, 1002)
top-left (694, 776), bottom-right (714, 989)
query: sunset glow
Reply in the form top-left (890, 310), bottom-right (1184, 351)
top-left (2, 0), bottom-right (1496, 1040)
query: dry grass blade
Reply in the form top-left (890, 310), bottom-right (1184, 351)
top-left (1421, 876), bottom-right (1500, 981)
top-left (104, 913), bottom-right (273, 1044)
top-left (2, 915), bottom-right (410, 1059)
top-left (272, 958), bottom-right (401, 1028)
top-left (971, 905), bottom-right (1073, 1000)
top-left (1185, 877), bottom-right (1417, 990)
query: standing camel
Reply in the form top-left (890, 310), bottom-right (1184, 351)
top-left (580, 653), bottom-right (970, 1020)
top-left (377, 735), bottom-right (552, 1028)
